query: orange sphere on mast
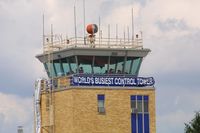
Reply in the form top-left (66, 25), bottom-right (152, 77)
top-left (86, 24), bottom-right (98, 34)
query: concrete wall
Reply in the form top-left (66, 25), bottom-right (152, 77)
top-left (40, 88), bottom-right (156, 133)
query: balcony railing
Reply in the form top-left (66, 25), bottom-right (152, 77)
top-left (43, 36), bottom-right (143, 53)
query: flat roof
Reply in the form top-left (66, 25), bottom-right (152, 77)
top-left (36, 47), bottom-right (151, 63)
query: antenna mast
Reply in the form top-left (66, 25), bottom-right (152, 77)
top-left (108, 24), bottom-right (110, 46)
top-left (83, 0), bottom-right (86, 43)
top-left (74, 5), bottom-right (77, 43)
top-left (99, 16), bottom-right (101, 47)
top-left (127, 26), bottom-right (130, 44)
top-left (131, 7), bottom-right (134, 44)
top-left (116, 24), bottom-right (118, 45)
top-left (42, 14), bottom-right (45, 53)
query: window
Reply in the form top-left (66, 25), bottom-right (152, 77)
top-left (44, 62), bottom-right (56, 78)
top-left (130, 95), bottom-right (149, 113)
top-left (61, 58), bottom-right (70, 75)
top-left (109, 56), bottom-right (125, 74)
top-left (124, 57), bottom-right (132, 74)
top-left (144, 96), bottom-right (149, 113)
top-left (137, 96), bottom-right (143, 113)
top-left (131, 95), bottom-right (149, 133)
top-left (97, 94), bottom-right (105, 113)
top-left (93, 56), bottom-right (109, 74)
top-left (54, 59), bottom-right (64, 77)
top-left (68, 56), bottom-right (77, 74)
top-left (131, 95), bottom-right (136, 109)
top-left (116, 57), bottom-right (124, 74)
top-left (44, 63), bottom-right (50, 77)
top-left (109, 56), bottom-right (117, 74)
top-left (131, 57), bottom-right (142, 75)
top-left (77, 56), bottom-right (93, 74)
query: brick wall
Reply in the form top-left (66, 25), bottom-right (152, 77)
top-left (40, 88), bottom-right (156, 133)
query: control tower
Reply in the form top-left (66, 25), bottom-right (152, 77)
top-left (34, 24), bottom-right (156, 133)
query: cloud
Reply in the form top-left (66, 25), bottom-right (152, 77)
top-left (0, 92), bottom-right (33, 133)
top-left (157, 110), bottom-right (193, 133)
top-left (156, 86), bottom-right (200, 133)
top-left (0, 0), bottom-right (47, 96)
top-left (156, 18), bottom-right (189, 31)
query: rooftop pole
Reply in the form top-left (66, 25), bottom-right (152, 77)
top-left (123, 25), bottom-right (126, 44)
top-left (127, 26), bottom-right (130, 44)
top-left (42, 14), bottom-right (45, 52)
top-left (116, 24), bottom-right (118, 45)
top-left (74, 0), bottom-right (77, 44)
top-left (99, 16), bottom-right (101, 47)
top-left (131, 7), bottom-right (134, 44)
top-left (108, 24), bottom-right (110, 47)
top-left (83, 0), bottom-right (86, 44)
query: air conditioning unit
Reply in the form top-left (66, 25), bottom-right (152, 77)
top-left (131, 108), bottom-right (138, 113)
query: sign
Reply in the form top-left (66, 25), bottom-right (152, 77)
top-left (71, 74), bottom-right (155, 87)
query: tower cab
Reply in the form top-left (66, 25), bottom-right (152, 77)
top-left (38, 48), bottom-right (148, 77)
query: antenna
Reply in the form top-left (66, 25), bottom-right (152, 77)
top-left (131, 7), bottom-right (134, 44)
top-left (99, 16), bottom-right (101, 47)
top-left (51, 24), bottom-right (53, 44)
top-left (123, 25), bottom-right (126, 44)
top-left (74, 5), bottom-right (77, 43)
top-left (116, 24), bottom-right (118, 45)
top-left (127, 26), bottom-right (130, 44)
top-left (83, 0), bottom-right (86, 44)
top-left (42, 14), bottom-right (45, 50)
top-left (108, 24), bottom-right (110, 46)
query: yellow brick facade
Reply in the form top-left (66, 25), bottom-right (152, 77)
top-left (40, 87), bottom-right (156, 133)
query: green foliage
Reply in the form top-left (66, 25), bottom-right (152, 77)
top-left (185, 112), bottom-right (200, 133)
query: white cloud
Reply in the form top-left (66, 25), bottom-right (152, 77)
top-left (156, 87), bottom-right (200, 133)
top-left (141, 0), bottom-right (200, 30)
top-left (134, 0), bottom-right (200, 75)
top-left (157, 110), bottom-right (193, 133)
top-left (0, 92), bottom-right (33, 133)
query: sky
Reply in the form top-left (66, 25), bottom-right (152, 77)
top-left (0, 0), bottom-right (200, 132)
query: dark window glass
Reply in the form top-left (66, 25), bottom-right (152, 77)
top-left (116, 57), bottom-right (124, 74)
top-left (131, 57), bottom-right (142, 75)
top-left (68, 56), bottom-right (77, 74)
top-left (144, 95), bottom-right (149, 113)
top-left (137, 100), bottom-right (143, 113)
top-left (54, 59), bottom-right (64, 77)
top-left (109, 56), bottom-right (125, 74)
top-left (61, 58), bottom-right (70, 75)
top-left (144, 100), bottom-right (148, 113)
top-left (44, 63), bottom-right (50, 77)
top-left (45, 62), bottom-right (56, 77)
top-left (93, 56), bottom-right (109, 74)
top-left (131, 100), bottom-right (136, 109)
top-left (77, 56), bottom-right (93, 74)
top-left (125, 57), bottom-right (133, 74)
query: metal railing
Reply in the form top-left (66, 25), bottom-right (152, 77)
top-left (43, 36), bottom-right (143, 53)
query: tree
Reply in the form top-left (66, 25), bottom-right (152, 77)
top-left (185, 111), bottom-right (200, 133)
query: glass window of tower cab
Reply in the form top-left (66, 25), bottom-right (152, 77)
top-left (43, 55), bottom-right (143, 78)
